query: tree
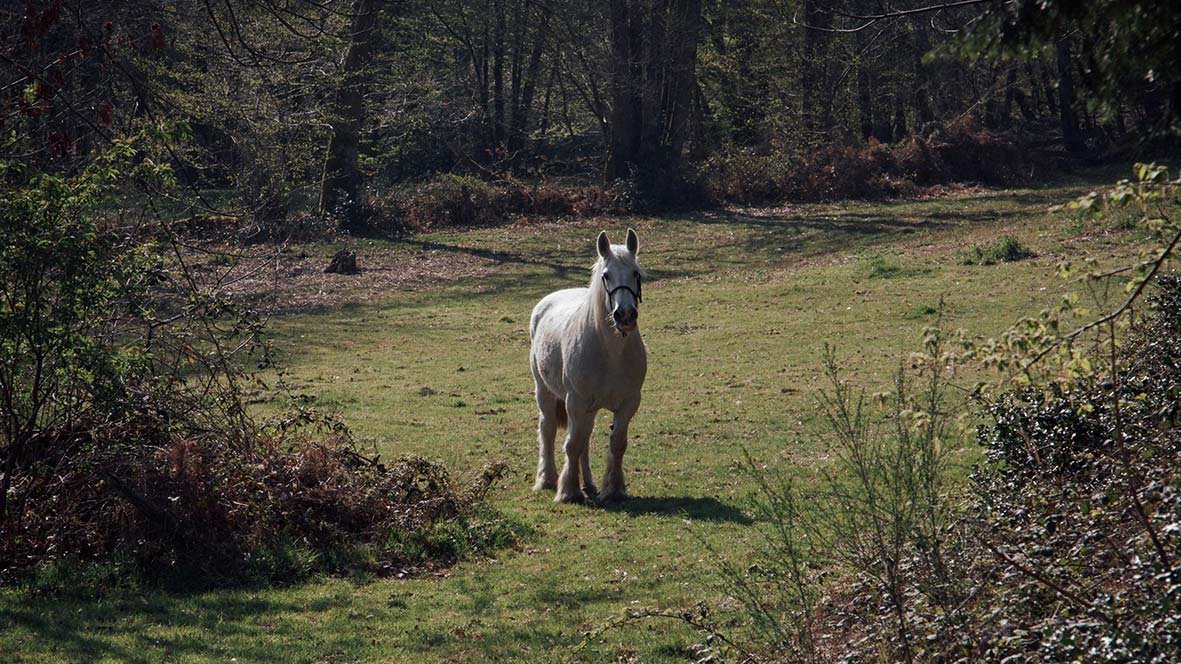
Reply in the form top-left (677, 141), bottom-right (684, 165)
top-left (319, 0), bottom-right (383, 234)
top-left (605, 0), bottom-right (703, 186)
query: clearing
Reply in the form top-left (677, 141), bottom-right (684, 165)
top-left (1, 172), bottom-right (1146, 662)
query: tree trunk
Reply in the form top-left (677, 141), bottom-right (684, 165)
top-left (604, 0), bottom-right (700, 183)
top-left (492, 0), bottom-right (507, 149)
top-left (537, 54), bottom-right (558, 143)
top-left (509, 0), bottom-right (524, 143)
top-left (666, 0), bottom-right (701, 156)
top-left (508, 1), bottom-right (550, 163)
top-left (605, 0), bottom-right (641, 181)
top-left (689, 80), bottom-right (711, 158)
top-left (1001, 66), bottom-right (1018, 126)
top-left (318, 0), bottom-right (381, 234)
top-left (856, 31), bottom-right (874, 140)
top-left (910, 19), bottom-right (934, 127)
top-left (480, 3), bottom-right (491, 148)
top-left (1024, 63), bottom-right (1044, 118)
top-left (1056, 35), bottom-right (1082, 151)
top-left (1040, 63), bottom-right (1058, 116)
top-left (801, 0), bottom-right (830, 131)
top-left (639, 0), bottom-right (667, 162)
top-left (892, 94), bottom-right (907, 142)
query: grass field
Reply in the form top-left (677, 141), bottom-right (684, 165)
top-left (0, 172), bottom-right (1151, 662)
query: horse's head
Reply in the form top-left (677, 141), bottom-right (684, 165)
top-left (596, 228), bottom-right (643, 335)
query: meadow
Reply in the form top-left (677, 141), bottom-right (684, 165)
top-left (1, 171), bottom-right (1148, 662)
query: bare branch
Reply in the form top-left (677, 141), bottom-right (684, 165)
top-left (798, 0), bottom-right (998, 33)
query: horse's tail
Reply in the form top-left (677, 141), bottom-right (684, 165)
top-left (554, 399), bottom-right (567, 429)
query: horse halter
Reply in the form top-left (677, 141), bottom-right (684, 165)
top-left (602, 272), bottom-right (642, 303)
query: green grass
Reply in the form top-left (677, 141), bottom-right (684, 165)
top-left (860, 251), bottom-right (931, 279)
top-left (0, 173), bottom-right (1154, 662)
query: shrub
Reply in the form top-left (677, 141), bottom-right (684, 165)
top-left (961, 276), bottom-right (1181, 661)
top-left (397, 174), bottom-right (502, 228)
top-left (5, 417), bottom-right (521, 588)
top-left (375, 118), bottom-right (1037, 224)
top-left (717, 334), bottom-right (968, 662)
top-left (697, 148), bottom-right (786, 205)
top-left (959, 235), bottom-right (1035, 265)
top-left (697, 117), bottom-right (1037, 205)
top-left (722, 277), bottom-right (1181, 663)
top-left (379, 174), bottom-right (633, 231)
top-left (0, 141), bottom-right (522, 590)
top-left (930, 115), bottom-right (1034, 184)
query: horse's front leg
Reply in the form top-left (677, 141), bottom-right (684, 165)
top-left (600, 400), bottom-right (639, 503)
top-left (555, 402), bottom-right (595, 503)
top-left (532, 387), bottom-right (560, 492)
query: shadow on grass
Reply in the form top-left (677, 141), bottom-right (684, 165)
top-left (402, 237), bottom-right (592, 279)
top-left (603, 495), bottom-right (753, 524)
top-left (1, 589), bottom-right (329, 663)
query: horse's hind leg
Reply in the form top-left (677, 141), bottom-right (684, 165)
top-left (579, 442), bottom-right (597, 500)
top-left (532, 383), bottom-right (561, 492)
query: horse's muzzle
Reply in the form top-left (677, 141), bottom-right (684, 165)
top-left (613, 307), bottom-right (638, 333)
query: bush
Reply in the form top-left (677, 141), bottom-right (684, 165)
top-left (371, 117), bottom-right (1036, 224)
top-left (961, 276), bottom-right (1181, 661)
top-left (377, 174), bottom-right (633, 231)
top-left (721, 276), bottom-right (1181, 662)
top-left (959, 235), bottom-right (1035, 265)
top-left (0, 140), bottom-right (522, 590)
top-left (397, 174), bottom-right (503, 228)
top-left (696, 148), bottom-right (786, 205)
top-left (697, 117), bottom-right (1037, 205)
top-left (4, 415), bottom-right (521, 588)
top-left (717, 336), bottom-right (967, 661)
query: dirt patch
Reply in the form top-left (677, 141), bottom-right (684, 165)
top-left (214, 245), bottom-right (496, 313)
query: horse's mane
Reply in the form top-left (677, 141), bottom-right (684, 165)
top-left (588, 258), bottom-right (609, 327)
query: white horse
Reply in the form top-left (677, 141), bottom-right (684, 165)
top-left (529, 229), bottom-right (647, 503)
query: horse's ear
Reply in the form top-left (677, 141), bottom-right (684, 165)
top-left (597, 231), bottom-right (611, 259)
top-left (626, 228), bottom-right (639, 254)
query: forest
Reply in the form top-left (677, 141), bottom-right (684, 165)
top-left (5, 1), bottom-right (1178, 229)
top-left (2, 0), bottom-right (1180, 662)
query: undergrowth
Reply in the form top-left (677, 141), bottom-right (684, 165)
top-left (0, 138), bottom-right (523, 594)
top-left (361, 116), bottom-right (1036, 232)
top-left (699, 116), bottom-right (1036, 206)
top-left (706, 276), bottom-right (1181, 663)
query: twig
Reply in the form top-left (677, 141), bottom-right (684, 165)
top-left (1018, 224), bottom-right (1181, 374)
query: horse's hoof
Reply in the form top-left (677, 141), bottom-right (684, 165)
top-left (533, 478), bottom-right (557, 492)
top-left (554, 490), bottom-right (585, 504)
top-left (597, 490), bottom-right (630, 504)
top-left (581, 485), bottom-right (599, 500)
